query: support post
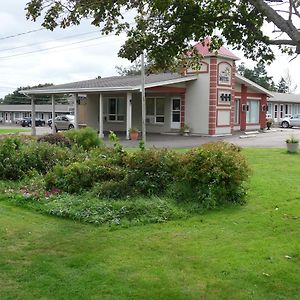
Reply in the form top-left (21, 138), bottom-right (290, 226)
top-left (51, 95), bottom-right (56, 134)
top-left (141, 52), bottom-right (146, 143)
top-left (126, 92), bottom-right (132, 140)
top-left (99, 93), bottom-right (104, 138)
top-left (74, 93), bottom-right (79, 129)
top-left (31, 96), bottom-right (36, 136)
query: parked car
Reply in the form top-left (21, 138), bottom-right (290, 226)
top-left (51, 115), bottom-right (75, 132)
top-left (20, 117), bottom-right (46, 127)
top-left (281, 115), bottom-right (300, 128)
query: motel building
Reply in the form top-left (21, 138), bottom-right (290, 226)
top-left (0, 104), bottom-right (72, 124)
top-left (16, 42), bottom-right (279, 137)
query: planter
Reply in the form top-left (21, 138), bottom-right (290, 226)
top-left (183, 129), bottom-right (190, 137)
top-left (129, 132), bottom-right (139, 141)
top-left (286, 142), bottom-right (299, 153)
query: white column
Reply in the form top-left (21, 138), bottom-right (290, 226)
top-left (74, 93), bottom-right (79, 129)
top-left (99, 93), bottom-right (104, 138)
top-left (126, 92), bottom-right (132, 140)
top-left (31, 96), bottom-right (36, 136)
top-left (141, 52), bottom-right (146, 142)
top-left (51, 95), bottom-right (56, 134)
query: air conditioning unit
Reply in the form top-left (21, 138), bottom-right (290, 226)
top-left (146, 116), bottom-right (155, 124)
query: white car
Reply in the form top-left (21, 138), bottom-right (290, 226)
top-left (281, 115), bottom-right (300, 128)
top-left (51, 115), bottom-right (75, 131)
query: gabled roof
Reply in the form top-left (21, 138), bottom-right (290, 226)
top-left (194, 38), bottom-right (240, 61)
top-left (268, 92), bottom-right (300, 103)
top-left (21, 73), bottom-right (198, 95)
top-left (235, 74), bottom-right (273, 97)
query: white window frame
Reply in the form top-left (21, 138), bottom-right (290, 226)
top-left (234, 99), bottom-right (240, 124)
top-left (107, 97), bottom-right (125, 122)
top-left (246, 99), bottom-right (260, 124)
top-left (146, 97), bottom-right (165, 124)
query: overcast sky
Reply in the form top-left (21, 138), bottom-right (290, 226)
top-left (0, 0), bottom-right (299, 98)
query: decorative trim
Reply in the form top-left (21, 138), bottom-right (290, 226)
top-left (217, 61), bottom-right (232, 87)
top-left (217, 88), bottom-right (233, 106)
top-left (146, 86), bottom-right (186, 94)
top-left (216, 108), bottom-right (231, 127)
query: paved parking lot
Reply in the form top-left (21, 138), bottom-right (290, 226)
top-left (1, 124), bottom-right (299, 148)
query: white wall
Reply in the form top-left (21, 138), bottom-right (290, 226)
top-left (185, 72), bottom-right (210, 135)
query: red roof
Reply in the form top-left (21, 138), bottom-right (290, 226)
top-left (194, 38), bottom-right (240, 60)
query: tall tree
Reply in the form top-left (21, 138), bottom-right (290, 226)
top-left (276, 78), bottom-right (289, 93)
top-left (26, 1), bottom-right (300, 69)
top-left (237, 62), bottom-right (276, 91)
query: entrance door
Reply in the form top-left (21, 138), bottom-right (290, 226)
top-left (171, 98), bottom-right (181, 129)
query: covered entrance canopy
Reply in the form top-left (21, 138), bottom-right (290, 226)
top-left (21, 73), bottom-right (197, 138)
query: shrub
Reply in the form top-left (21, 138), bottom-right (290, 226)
top-left (65, 127), bottom-right (103, 150)
top-left (45, 159), bottom-right (127, 193)
top-left (124, 148), bottom-right (179, 196)
top-left (0, 137), bottom-right (24, 180)
top-left (171, 141), bottom-right (250, 208)
top-left (37, 133), bottom-right (71, 147)
top-left (0, 137), bottom-right (78, 180)
top-left (91, 179), bottom-right (132, 199)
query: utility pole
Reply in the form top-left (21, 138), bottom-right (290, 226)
top-left (141, 51), bottom-right (146, 143)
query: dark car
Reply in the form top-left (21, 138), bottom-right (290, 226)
top-left (20, 117), bottom-right (46, 127)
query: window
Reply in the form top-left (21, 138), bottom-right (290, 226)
top-left (274, 104), bottom-right (278, 119)
top-left (234, 99), bottom-right (240, 124)
top-left (146, 97), bottom-right (165, 123)
top-left (108, 98), bottom-right (125, 121)
top-left (280, 104), bottom-right (284, 118)
top-left (218, 90), bottom-right (231, 105)
top-left (246, 100), bottom-right (259, 124)
top-left (267, 103), bottom-right (272, 115)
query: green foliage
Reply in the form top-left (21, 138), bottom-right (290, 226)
top-left (12, 194), bottom-right (186, 226)
top-left (237, 62), bottom-right (276, 91)
top-left (37, 133), bottom-right (71, 147)
top-left (45, 159), bottom-right (126, 193)
top-left (2, 84), bottom-right (68, 104)
top-left (171, 142), bottom-right (250, 208)
top-left (124, 149), bottom-right (179, 196)
top-left (26, 0), bottom-right (299, 69)
top-left (0, 136), bottom-right (77, 180)
top-left (65, 127), bottom-right (103, 151)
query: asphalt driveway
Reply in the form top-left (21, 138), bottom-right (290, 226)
top-left (1, 124), bottom-right (299, 148)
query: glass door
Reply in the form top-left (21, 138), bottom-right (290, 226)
top-left (171, 98), bottom-right (181, 129)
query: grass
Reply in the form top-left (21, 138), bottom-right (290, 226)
top-left (0, 148), bottom-right (299, 299)
top-left (0, 128), bottom-right (31, 134)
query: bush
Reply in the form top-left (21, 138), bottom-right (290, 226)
top-left (91, 179), bottom-right (132, 199)
top-left (37, 133), bottom-right (71, 147)
top-left (65, 127), bottom-right (103, 151)
top-left (45, 159), bottom-right (127, 193)
top-left (0, 137), bottom-right (78, 180)
top-left (124, 148), bottom-right (179, 196)
top-left (171, 142), bottom-right (250, 208)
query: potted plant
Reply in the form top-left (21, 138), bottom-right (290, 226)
top-left (180, 124), bottom-right (190, 136)
top-left (266, 118), bottom-right (273, 130)
top-left (129, 127), bottom-right (139, 140)
top-left (286, 135), bottom-right (299, 153)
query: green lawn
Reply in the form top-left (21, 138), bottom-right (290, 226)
top-left (0, 148), bottom-right (299, 299)
top-left (0, 128), bottom-right (31, 134)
